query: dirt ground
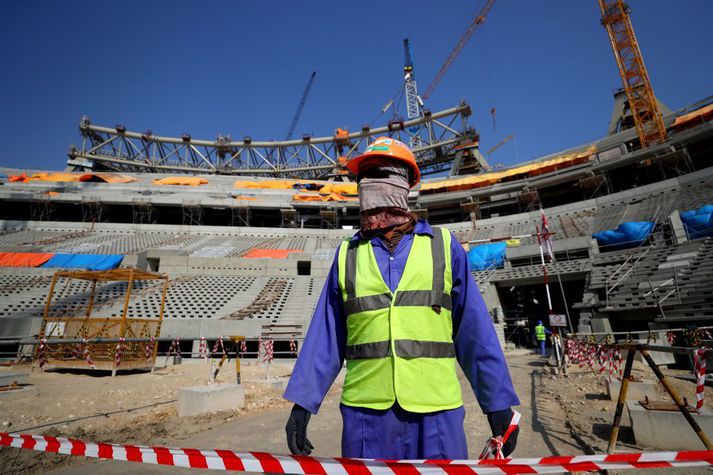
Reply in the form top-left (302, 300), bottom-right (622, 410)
top-left (0, 359), bottom-right (293, 474)
top-left (1, 350), bottom-right (713, 474)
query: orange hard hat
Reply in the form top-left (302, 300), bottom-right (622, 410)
top-left (347, 137), bottom-right (420, 187)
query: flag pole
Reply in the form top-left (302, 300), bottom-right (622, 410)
top-left (538, 208), bottom-right (574, 333)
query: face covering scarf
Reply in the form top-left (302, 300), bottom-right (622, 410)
top-left (358, 159), bottom-right (412, 233)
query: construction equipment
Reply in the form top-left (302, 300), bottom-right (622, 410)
top-left (285, 71), bottom-right (317, 140)
top-left (598, 0), bottom-right (666, 148)
top-left (485, 133), bottom-right (514, 158)
top-left (403, 39), bottom-right (423, 122)
top-left (422, 0), bottom-right (497, 100)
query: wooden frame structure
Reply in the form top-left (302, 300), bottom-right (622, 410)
top-left (36, 268), bottom-right (169, 375)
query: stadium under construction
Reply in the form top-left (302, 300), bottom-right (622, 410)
top-left (0, 89), bottom-right (712, 358)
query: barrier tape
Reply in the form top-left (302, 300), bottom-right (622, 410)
top-left (478, 410), bottom-right (520, 460)
top-left (290, 338), bottom-right (297, 356)
top-left (3, 432), bottom-right (713, 473)
top-left (198, 337), bottom-right (208, 362)
top-left (144, 337), bottom-right (155, 361)
top-left (263, 339), bottom-right (274, 365)
top-left (212, 337), bottom-right (226, 358)
top-left (694, 348), bottom-right (708, 411)
top-left (82, 338), bottom-right (96, 369)
top-left (37, 338), bottom-right (47, 369)
top-left (240, 339), bottom-right (247, 357)
top-left (168, 337), bottom-right (181, 357)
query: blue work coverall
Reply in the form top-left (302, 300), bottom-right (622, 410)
top-left (283, 220), bottom-right (520, 459)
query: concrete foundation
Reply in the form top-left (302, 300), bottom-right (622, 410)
top-left (178, 384), bottom-right (245, 417)
top-left (607, 379), bottom-right (660, 401)
top-left (628, 401), bottom-right (713, 450)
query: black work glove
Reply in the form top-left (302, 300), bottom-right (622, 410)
top-left (286, 404), bottom-right (314, 455)
top-left (487, 408), bottom-right (519, 457)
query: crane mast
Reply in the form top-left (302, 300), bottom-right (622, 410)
top-left (403, 38), bottom-right (422, 121)
top-left (598, 0), bottom-right (666, 148)
top-left (286, 71), bottom-right (317, 141)
top-left (422, 0), bottom-right (496, 100)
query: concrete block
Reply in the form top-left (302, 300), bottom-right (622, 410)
top-left (178, 384), bottom-right (245, 417)
top-left (0, 372), bottom-right (29, 387)
top-left (628, 401), bottom-right (713, 450)
top-left (607, 379), bottom-right (660, 401)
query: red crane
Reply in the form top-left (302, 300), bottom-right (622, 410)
top-left (422, 0), bottom-right (497, 100)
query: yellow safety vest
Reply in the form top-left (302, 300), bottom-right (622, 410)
top-left (337, 227), bottom-right (463, 413)
top-left (535, 325), bottom-right (546, 341)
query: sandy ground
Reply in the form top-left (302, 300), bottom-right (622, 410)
top-left (1, 350), bottom-right (713, 474)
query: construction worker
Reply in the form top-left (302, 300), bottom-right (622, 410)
top-left (284, 137), bottom-right (520, 459)
top-left (534, 320), bottom-right (551, 356)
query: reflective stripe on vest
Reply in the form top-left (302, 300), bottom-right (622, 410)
top-left (338, 227), bottom-right (462, 413)
top-left (535, 325), bottom-right (546, 341)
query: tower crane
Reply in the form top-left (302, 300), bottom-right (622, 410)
top-left (403, 38), bottom-right (424, 148)
top-left (598, 0), bottom-right (666, 148)
top-left (285, 71), bottom-right (317, 141)
top-left (422, 0), bottom-right (497, 100)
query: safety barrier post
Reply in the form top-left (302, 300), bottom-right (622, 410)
top-left (607, 344), bottom-right (636, 453)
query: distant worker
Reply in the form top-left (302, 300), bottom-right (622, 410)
top-left (534, 320), bottom-right (552, 356)
top-left (283, 137), bottom-right (520, 460)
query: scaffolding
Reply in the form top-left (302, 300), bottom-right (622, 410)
top-left (35, 268), bottom-right (168, 375)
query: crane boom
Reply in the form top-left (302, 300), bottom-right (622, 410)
top-left (286, 71), bottom-right (317, 140)
top-left (485, 133), bottom-right (514, 157)
top-left (422, 0), bottom-right (496, 100)
top-left (598, 0), bottom-right (666, 148)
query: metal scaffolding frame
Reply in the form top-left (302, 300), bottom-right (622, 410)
top-left (67, 103), bottom-right (485, 179)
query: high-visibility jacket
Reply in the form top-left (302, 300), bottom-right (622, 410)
top-left (337, 227), bottom-right (462, 413)
top-left (535, 324), bottom-right (546, 341)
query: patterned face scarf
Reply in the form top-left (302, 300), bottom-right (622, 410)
top-left (358, 159), bottom-right (412, 233)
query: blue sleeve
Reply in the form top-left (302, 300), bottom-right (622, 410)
top-left (283, 248), bottom-right (346, 414)
top-left (450, 233), bottom-right (521, 413)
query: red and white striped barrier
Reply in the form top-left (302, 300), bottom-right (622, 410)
top-left (263, 339), bottom-right (274, 365)
top-left (3, 432), bottom-right (713, 473)
top-left (82, 338), bottom-right (96, 369)
top-left (290, 338), bottom-right (297, 356)
top-left (212, 337), bottom-right (226, 358)
top-left (198, 337), bottom-right (208, 361)
top-left (144, 337), bottom-right (155, 361)
top-left (694, 348), bottom-right (708, 411)
top-left (114, 338), bottom-right (125, 367)
top-left (240, 339), bottom-right (247, 357)
top-left (37, 338), bottom-right (47, 369)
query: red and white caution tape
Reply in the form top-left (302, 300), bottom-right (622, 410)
top-left (82, 338), bottom-right (96, 369)
top-left (479, 410), bottom-right (520, 460)
top-left (240, 339), bottom-right (247, 357)
top-left (694, 348), bottom-right (708, 411)
top-left (37, 338), bottom-right (47, 370)
top-left (113, 338), bottom-right (125, 367)
top-left (144, 337), bottom-right (155, 361)
top-left (212, 337), bottom-right (226, 358)
top-left (168, 337), bottom-right (181, 357)
top-left (3, 432), bottom-right (713, 473)
top-left (263, 339), bottom-right (274, 365)
top-left (290, 338), bottom-right (297, 356)
top-left (198, 337), bottom-right (208, 361)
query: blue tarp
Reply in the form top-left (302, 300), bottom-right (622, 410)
top-left (592, 221), bottom-right (655, 250)
top-left (467, 242), bottom-right (507, 271)
top-left (42, 254), bottom-right (124, 271)
top-left (680, 205), bottom-right (713, 239)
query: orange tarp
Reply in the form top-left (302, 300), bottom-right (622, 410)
top-left (233, 179), bottom-right (317, 190)
top-left (293, 192), bottom-right (357, 202)
top-left (153, 177), bottom-right (208, 186)
top-left (80, 173), bottom-right (137, 183)
top-left (29, 173), bottom-right (83, 182)
top-left (0, 252), bottom-right (54, 267)
top-left (318, 183), bottom-right (358, 196)
top-left (243, 249), bottom-right (303, 259)
top-left (420, 146), bottom-right (596, 194)
top-left (9, 173), bottom-right (29, 182)
top-left (673, 103), bottom-right (713, 129)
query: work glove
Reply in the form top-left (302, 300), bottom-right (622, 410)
top-left (286, 404), bottom-right (314, 455)
top-left (487, 408), bottom-right (519, 457)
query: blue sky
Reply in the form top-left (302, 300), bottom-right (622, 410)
top-left (1, 0), bottom-right (711, 171)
